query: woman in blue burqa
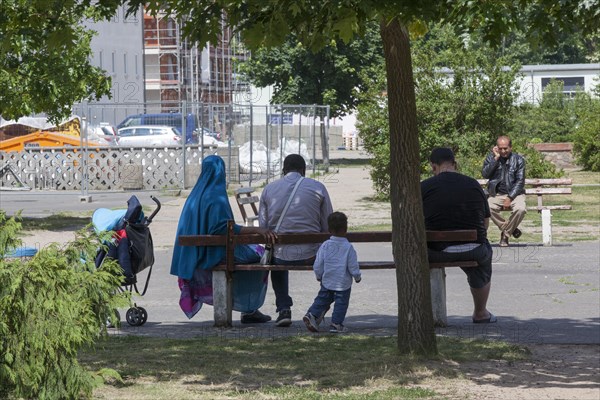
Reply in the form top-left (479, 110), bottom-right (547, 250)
top-left (171, 155), bottom-right (274, 323)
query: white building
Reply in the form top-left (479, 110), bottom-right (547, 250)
top-left (516, 63), bottom-right (600, 103)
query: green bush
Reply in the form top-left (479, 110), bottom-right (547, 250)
top-left (515, 141), bottom-right (563, 179)
top-left (572, 96), bottom-right (600, 171)
top-left (512, 80), bottom-right (596, 144)
top-left (357, 24), bottom-right (522, 199)
top-left (0, 211), bottom-right (128, 400)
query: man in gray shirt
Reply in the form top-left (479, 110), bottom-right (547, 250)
top-left (258, 154), bottom-right (333, 327)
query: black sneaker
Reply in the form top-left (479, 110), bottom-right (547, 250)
top-left (241, 310), bottom-right (271, 324)
top-left (512, 228), bottom-right (522, 239)
top-left (275, 309), bottom-right (292, 327)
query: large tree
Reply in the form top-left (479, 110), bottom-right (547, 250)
top-left (0, 0), bottom-right (118, 123)
top-left (126, 0), bottom-right (599, 356)
top-left (5, 0), bottom-right (598, 355)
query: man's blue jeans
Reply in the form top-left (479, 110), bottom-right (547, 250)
top-left (272, 256), bottom-right (314, 312)
top-left (307, 284), bottom-right (351, 325)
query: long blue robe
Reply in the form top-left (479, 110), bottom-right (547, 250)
top-left (170, 155), bottom-right (268, 317)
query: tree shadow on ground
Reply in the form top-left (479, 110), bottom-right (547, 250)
top-left (80, 315), bottom-right (599, 395)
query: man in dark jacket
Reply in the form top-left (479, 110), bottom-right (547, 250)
top-left (482, 136), bottom-right (526, 247)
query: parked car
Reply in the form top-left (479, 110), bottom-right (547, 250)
top-left (116, 126), bottom-right (182, 147)
top-left (87, 123), bottom-right (118, 145)
top-left (117, 113), bottom-right (196, 144)
top-left (116, 113), bottom-right (222, 144)
top-left (198, 127), bottom-right (221, 140)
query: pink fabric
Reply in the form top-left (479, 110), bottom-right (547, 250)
top-left (178, 269), bottom-right (213, 319)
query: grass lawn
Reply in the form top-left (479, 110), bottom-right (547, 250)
top-left (80, 335), bottom-right (528, 400)
top-left (354, 170), bottom-right (600, 243)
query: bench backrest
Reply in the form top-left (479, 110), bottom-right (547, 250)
top-left (179, 221), bottom-right (478, 271)
top-left (477, 178), bottom-right (572, 210)
top-left (234, 187), bottom-right (259, 226)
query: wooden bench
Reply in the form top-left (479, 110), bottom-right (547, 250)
top-left (179, 221), bottom-right (478, 328)
top-left (234, 187), bottom-right (259, 226)
top-left (478, 178), bottom-right (572, 246)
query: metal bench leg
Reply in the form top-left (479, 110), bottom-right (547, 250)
top-left (213, 271), bottom-right (232, 327)
top-left (430, 268), bottom-right (447, 327)
top-left (541, 209), bottom-right (553, 246)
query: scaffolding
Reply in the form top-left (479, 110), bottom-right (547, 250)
top-left (143, 11), bottom-right (251, 111)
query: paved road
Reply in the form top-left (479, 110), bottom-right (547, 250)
top-left (2, 178), bottom-right (598, 345)
top-left (0, 189), bottom-right (171, 217)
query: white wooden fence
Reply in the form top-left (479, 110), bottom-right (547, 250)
top-left (0, 145), bottom-right (239, 191)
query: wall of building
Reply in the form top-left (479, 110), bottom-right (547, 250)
top-left (84, 6), bottom-right (146, 107)
top-left (516, 63), bottom-right (600, 104)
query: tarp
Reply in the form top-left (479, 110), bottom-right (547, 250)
top-left (238, 138), bottom-right (311, 174)
top-left (0, 116), bottom-right (81, 139)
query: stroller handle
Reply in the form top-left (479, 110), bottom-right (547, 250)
top-left (146, 196), bottom-right (161, 222)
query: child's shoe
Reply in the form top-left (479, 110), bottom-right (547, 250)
top-left (329, 323), bottom-right (346, 333)
top-left (303, 313), bottom-right (319, 332)
top-left (316, 307), bottom-right (329, 325)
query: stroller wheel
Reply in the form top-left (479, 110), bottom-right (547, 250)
top-left (126, 307), bottom-right (145, 326)
top-left (137, 306), bottom-right (148, 325)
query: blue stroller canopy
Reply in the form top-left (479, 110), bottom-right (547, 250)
top-left (92, 208), bottom-right (128, 233)
top-left (92, 196), bottom-right (145, 233)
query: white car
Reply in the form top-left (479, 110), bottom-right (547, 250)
top-left (87, 124), bottom-right (118, 145)
top-left (116, 125), bottom-right (182, 147)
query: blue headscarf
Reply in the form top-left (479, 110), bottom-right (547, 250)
top-left (170, 155), bottom-right (239, 280)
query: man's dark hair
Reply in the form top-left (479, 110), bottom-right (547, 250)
top-left (429, 147), bottom-right (455, 165)
top-left (283, 154), bottom-right (306, 175)
top-left (328, 211), bottom-right (348, 234)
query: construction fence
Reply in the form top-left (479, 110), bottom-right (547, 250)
top-left (1, 102), bottom-right (342, 191)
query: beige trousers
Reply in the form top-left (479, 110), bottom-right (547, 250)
top-left (488, 194), bottom-right (527, 237)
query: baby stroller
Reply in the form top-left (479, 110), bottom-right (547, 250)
top-left (92, 195), bottom-right (161, 327)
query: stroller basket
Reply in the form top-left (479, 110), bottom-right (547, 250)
top-left (92, 195), bottom-right (161, 327)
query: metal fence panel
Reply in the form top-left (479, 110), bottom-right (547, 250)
top-left (1, 101), bottom-right (333, 191)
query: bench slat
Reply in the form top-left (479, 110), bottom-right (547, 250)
top-left (525, 178), bottom-right (572, 186)
top-left (430, 261), bottom-right (478, 268)
top-left (525, 188), bottom-right (572, 195)
top-left (478, 178), bottom-right (572, 186)
top-left (180, 230), bottom-right (478, 247)
top-left (235, 187), bottom-right (255, 195)
top-left (237, 196), bottom-right (259, 204)
top-left (179, 235), bottom-right (227, 246)
top-left (527, 205), bottom-right (572, 211)
top-left (213, 260), bottom-right (479, 271)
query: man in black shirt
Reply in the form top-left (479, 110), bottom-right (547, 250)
top-left (421, 148), bottom-right (496, 324)
top-left (482, 136), bottom-right (526, 247)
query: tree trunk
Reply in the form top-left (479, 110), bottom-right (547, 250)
top-left (380, 18), bottom-right (437, 355)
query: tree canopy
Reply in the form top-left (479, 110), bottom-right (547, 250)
top-left (0, 0), bottom-right (118, 122)
top-left (238, 23), bottom-right (383, 119)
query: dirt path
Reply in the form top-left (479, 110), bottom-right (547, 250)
top-left (425, 344), bottom-right (599, 400)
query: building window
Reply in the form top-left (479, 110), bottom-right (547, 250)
top-left (542, 77), bottom-right (585, 98)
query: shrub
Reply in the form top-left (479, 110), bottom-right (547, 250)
top-left (0, 211), bottom-right (128, 400)
top-left (572, 97), bottom-right (600, 171)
